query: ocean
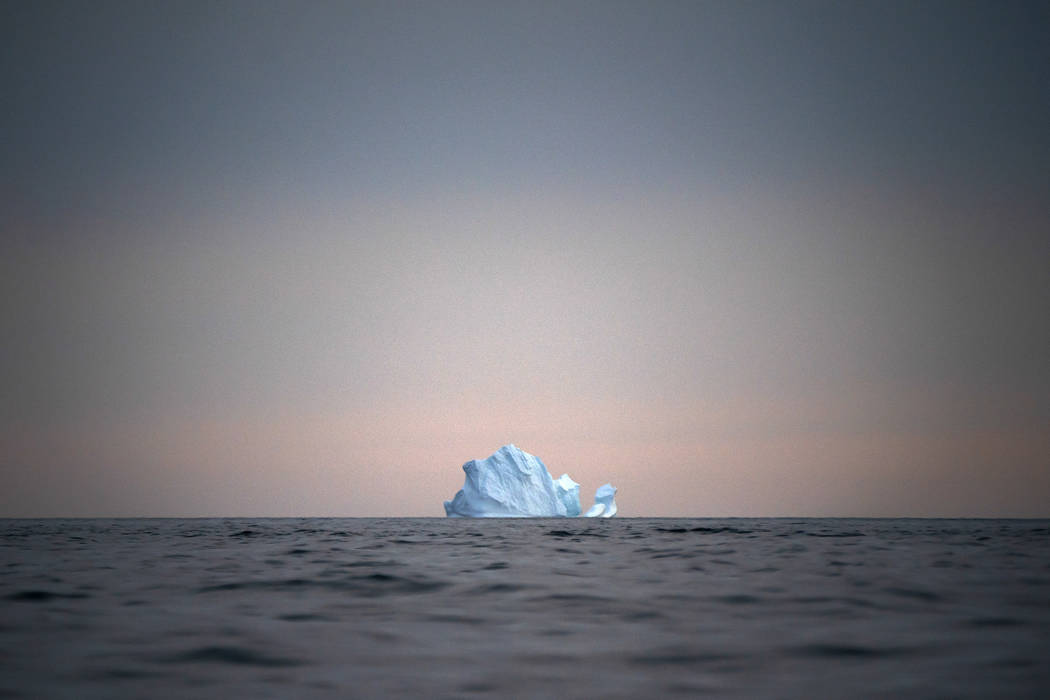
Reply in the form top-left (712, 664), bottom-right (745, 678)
top-left (2, 518), bottom-right (1048, 698)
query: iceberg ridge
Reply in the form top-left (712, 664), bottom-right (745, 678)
top-left (553, 473), bottom-right (581, 517)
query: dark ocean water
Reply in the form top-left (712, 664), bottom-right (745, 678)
top-left (1, 518), bottom-right (1048, 698)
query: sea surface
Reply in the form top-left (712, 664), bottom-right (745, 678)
top-left (1, 518), bottom-right (1048, 698)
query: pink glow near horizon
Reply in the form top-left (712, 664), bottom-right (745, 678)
top-left (3, 4), bottom-right (1048, 517)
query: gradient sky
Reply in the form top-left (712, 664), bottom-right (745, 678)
top-left (3, 1), bottom-right (1048, 517)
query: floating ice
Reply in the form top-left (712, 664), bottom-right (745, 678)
top-left (583, 483), bottom-right (618, 518)
top-left (443, 445), bottom-right (566, 517)
top-left (443, 444), bottom-right (616, 518)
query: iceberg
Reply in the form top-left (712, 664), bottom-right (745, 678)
top-left (444, 444), bottom-right (616, 518)
top-left (583, 483), bottom-right (618, 518)
top-left (444, 444), bottom-right (567, 517)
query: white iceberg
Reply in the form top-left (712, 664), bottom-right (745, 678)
top-left (444, 444), bottom-right (567, 517)
top-left (444, 445), bottom-right (616, 518)
top-left (583, 483), bottom-right (618, 518)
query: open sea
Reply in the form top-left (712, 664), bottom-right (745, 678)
top-left (1, 517), bottom-right (1048, 698)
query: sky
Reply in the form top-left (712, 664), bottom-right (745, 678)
top-left (2, 0), bottom-right (1048, 517)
